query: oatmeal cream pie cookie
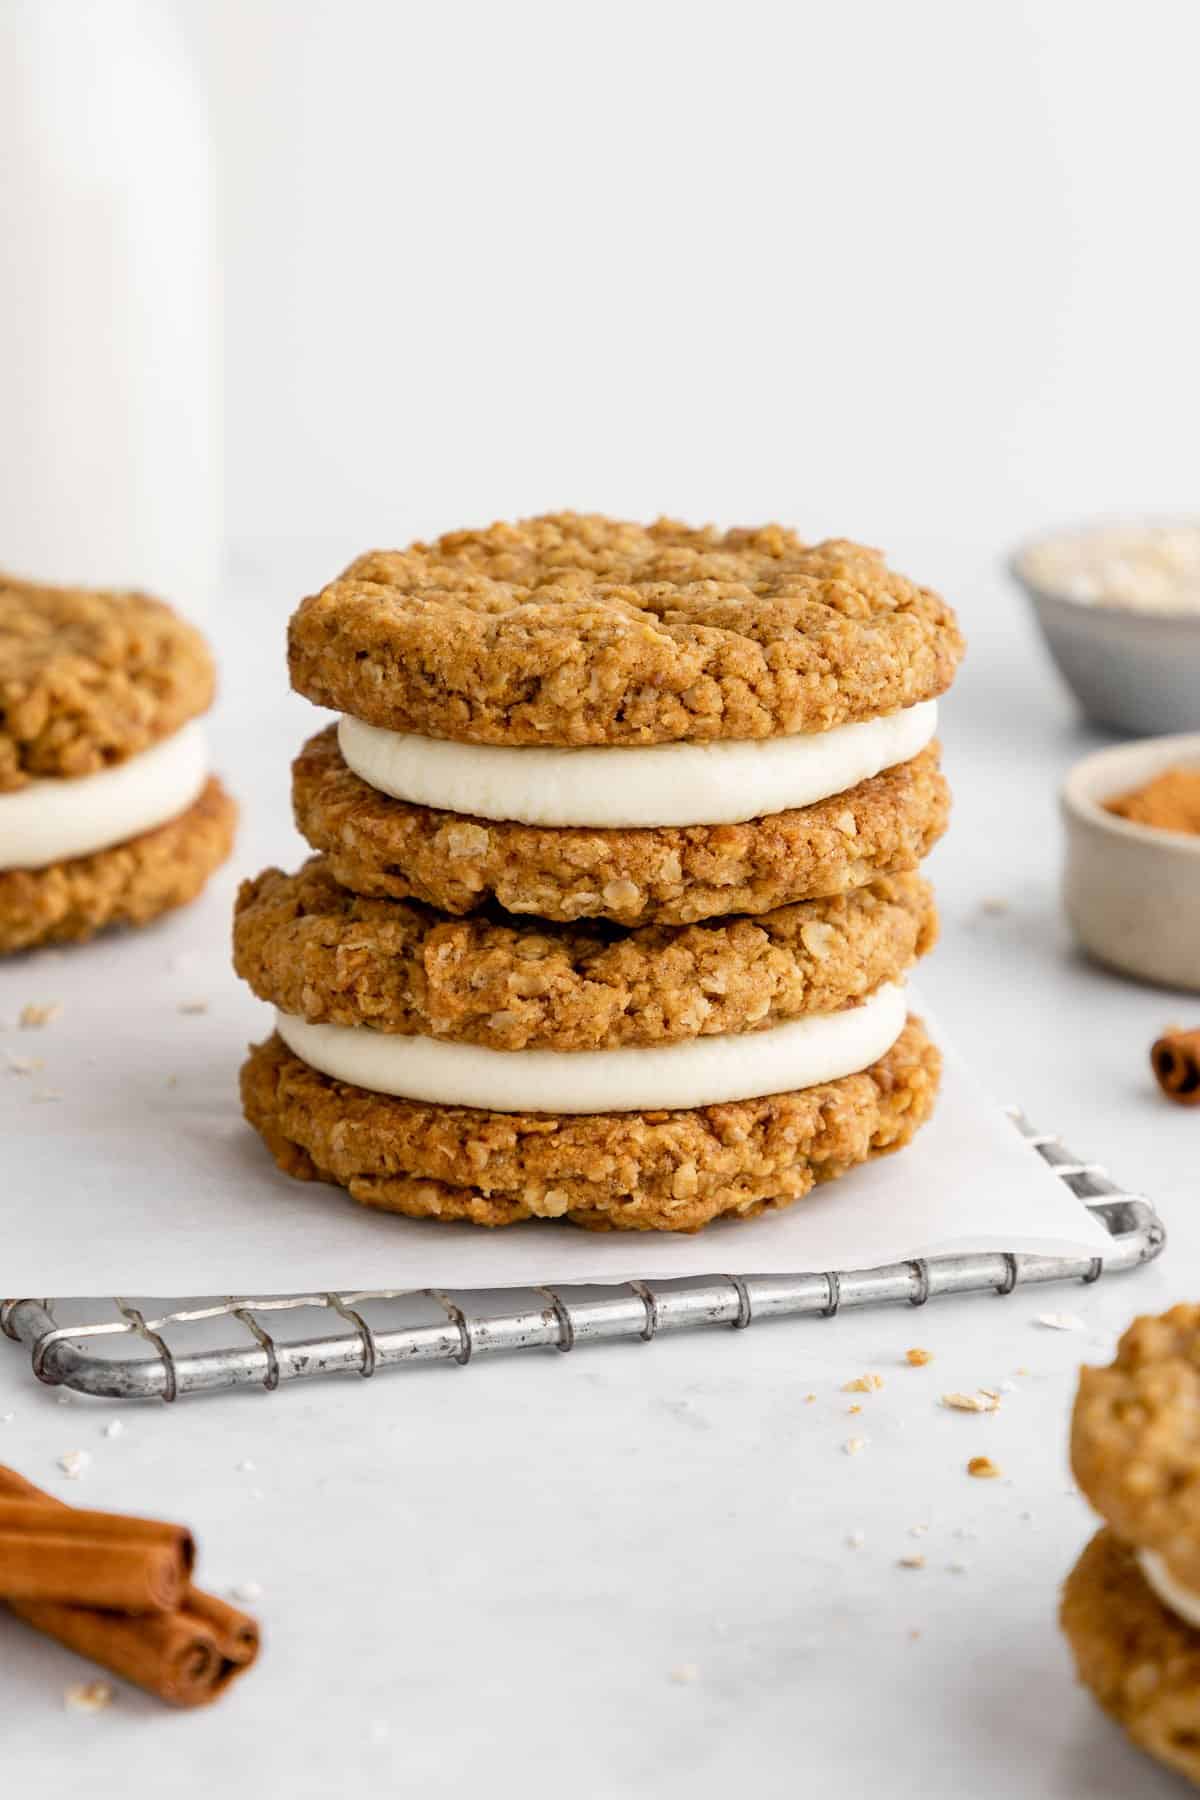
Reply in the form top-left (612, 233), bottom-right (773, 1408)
top-left (287, 514), bottom-right (960, 926)
top-left (0, 573), bottom-right (235, 951)
top-left (240, 1015), bottom-right (941, 1233)
top-left (1062, 1305), bottom-right (1200, 1786)
top-left (234, 856), bottom-right (939, 1229)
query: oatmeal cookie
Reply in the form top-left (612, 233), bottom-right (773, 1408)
top-left (293, 727), bottom-right (949, 926)
top-left (234, 858), bottom-right (935, 1052)
top-left (1072, 1305), bottom-right (1200, 1595)
top-left (239, 1014), bottom-right (940, 1232)
top-left (287, 514), bottom-right (963, 747)
top-left (0, 777), bottom-right (236, 953)
top-left (1062, 1528), bottom-right (1200, 1788)
top-left (0, 574), bottom-right (216, 791)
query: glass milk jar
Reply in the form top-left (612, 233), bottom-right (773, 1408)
top-left (0, 1), bottom-right (221, 621)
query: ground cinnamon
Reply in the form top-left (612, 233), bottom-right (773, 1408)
top-left (1105, 766), bottom-right (1200, 834)
top-left (1151, 1029), bottom-right (1200, 1106)
top-left (0, 1465), bottom-right (259, 1706)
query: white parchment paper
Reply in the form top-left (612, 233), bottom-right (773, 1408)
top-left (2, 859), bottom-right (1112, 1293)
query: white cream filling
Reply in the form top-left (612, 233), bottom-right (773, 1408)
top-left (0, 721), bottom-right (209, 871)
top-left (338, 701), bottom-right (938, 829)
top-left (1138, 1550), bottom-right (1200, 1630)
top-left (275, 980), bottom-right (908, 1116)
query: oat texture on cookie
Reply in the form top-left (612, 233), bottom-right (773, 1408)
top-left (0, 574), bottom-right (215, 791)
top-left (288, 514), bottom-right (964, 747)
top-left (292, 725), bottom-right (950, 926)
top-left (235, 859), bottom-right (936, 1051)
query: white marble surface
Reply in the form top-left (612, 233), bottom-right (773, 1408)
top-left (3, 541), bottom-right (1198, 1797)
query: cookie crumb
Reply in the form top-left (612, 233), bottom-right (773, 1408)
top-left (57, 1450), bottom-right (89, 1480)
top-left (65, 1680), bottom-right (113, 1714)
top-left (229, 1579), bottom-right (262, 1604)
top-left (843, 1373), bottom-right (884, 1393)
top-left (669, 1663), bottom-right (700, 1684)
top-left (804, 1393), bottom-right (817, 1404)
top-left (979, 897), bottom-right (1009, 916)
top-left (846, 1530), bottom-right (866, 1549)
top-left (1036, 1312), bottom-right (1085, 1332)
top-left (3, 1051), bottom-right (42, 1075)
top-left (905, 1347), bottom-right (933, 1366)
top-left (843, 1437), bottom-right (868, 1456)
top-left (909, 1524), bottom-right (929, 1538)
top-left (941, 1391), bottom-right (1001, 1413)
top-left (967, 1456), bottom-right (1001, 1480)
top-left (103, 1420), bottom-right (124, 1439)
top-left (847, 1403), bottom-right (862, 1416)
top-left (948, 1560), bottom-right (970, 1575)
top-left (20, 1001), bottom-right (62, 1029)
top-left (177, 1000), bottom-right (208, 1015)
top-left (30, 1089), bottom-right (62, 1103)
top-left (898, 1554), bottom-right (926, 1570)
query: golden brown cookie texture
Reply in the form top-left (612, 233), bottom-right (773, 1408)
top-left (292, 726), bottom-right (950, 926)
top-left (287, 514), bottom-right (964, 748)
top-left (0, 574), bottom-right (216, 792)
top-left (1072, 1305), bottom-right (1200, 1596)
top-left (234, 859), bottom-right (936, 1052)
top-left (1062, 1529), bottom-right (1200, 1789)
top-left (0, 777), bottom-right (236, 953)
top-left (239, 1015), bottom-right (940, 1233)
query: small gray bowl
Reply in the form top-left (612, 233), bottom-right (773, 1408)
top-left (1011, 536), bottom-right (1200, 738)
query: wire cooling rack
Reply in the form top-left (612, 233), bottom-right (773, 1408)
top-left (1, 1113), bottom-right (1164, 1404)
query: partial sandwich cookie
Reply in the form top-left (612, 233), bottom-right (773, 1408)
top-left (240, 1014), bottom-right (941, 1233)
top-left (234, 858), bottom-right (936, 1052)
top-left (286, 514), bottom-right (961, 925)
top-left (1063, 1305), bottom-right (1200, 1785)
top-left (0, 574), bottom-right (235, 951)
top-left (294, 726), bottom-right (949, 926)
top-left (1062, 1529), bottom-right (1200, 1790)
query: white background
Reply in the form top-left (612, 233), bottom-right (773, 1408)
top-left (6, 3), bottom-right (1200, 1795)
top-left (199, 0), bottom-right (1200, 567)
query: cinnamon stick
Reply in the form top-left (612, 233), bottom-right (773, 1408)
top-left (6, 1597), bottom-right (230, 1707)
top-left (0, 1500), bottom-right (192, 1611)
top-left (1151, 1028), bottom-right (1200, 1106)
top-left (0, 1466), bottom-right (259, 1705)
top-left (181, 1583), bottom-right (260, 1666)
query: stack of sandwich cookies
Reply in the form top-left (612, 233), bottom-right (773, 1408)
top-left (238, 514), bottom-right (963, 1231)
top-left (0, 576), bottom-right (236, 952)
top-left (1063, 1305), bottom-right (1200, 1787)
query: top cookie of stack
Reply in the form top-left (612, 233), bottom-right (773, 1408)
top-left (288, 514), bottom-right (961, 926)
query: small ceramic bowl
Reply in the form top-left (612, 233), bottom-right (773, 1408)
top-left (1062, 732), bottom-right (1200, 990)
top-left (1011, 536), bottom-right (1200, 737)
